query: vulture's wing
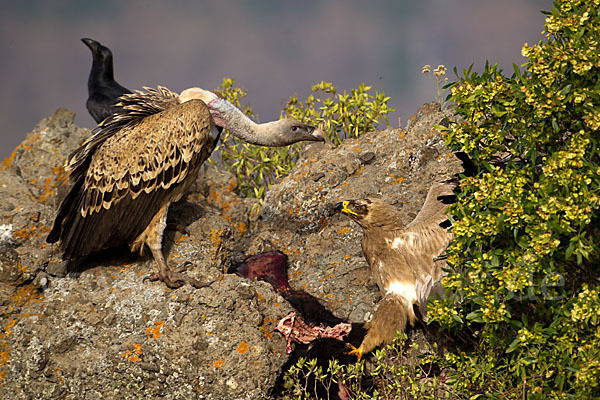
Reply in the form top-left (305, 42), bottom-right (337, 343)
top-left (68, 86), bottom-right (181, 179)
top-left (48, 94), bottom-right (215, 260)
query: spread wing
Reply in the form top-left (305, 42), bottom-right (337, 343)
top-left (406, 180), bottom-right (457, 229)
top-left (47, 93), bottom-right (216, 260)
top-left (361, 180), bottom-right (457, 308)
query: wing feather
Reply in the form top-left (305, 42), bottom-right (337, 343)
top-left (406, 180), bottom-right (456, 229)
top-left (48, 94), bottom-right (216, 260)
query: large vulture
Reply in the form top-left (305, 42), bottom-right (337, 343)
top-left (334, 180), bottom-right (456, 359)
top-left (81, 38), bottom-right (132, 123)
top-left (47, 86), bottom-right (325, 288)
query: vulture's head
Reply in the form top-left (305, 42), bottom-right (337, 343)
top-left (81, 38), bottom-right (113, 67)
top-left (179, 87), bottom-right (326, 146)
top-left (335, 198), bottom-right (403, 230)
top-left (261, 118), bottom-right (326, 146)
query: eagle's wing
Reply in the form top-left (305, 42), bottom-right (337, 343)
top-left (406, 180), bottom-right (456, 229)
top-left (48, 95), bottom-right (216, 260)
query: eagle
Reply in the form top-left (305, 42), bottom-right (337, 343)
top-left (81, 38), bottom-right (132, 123)
top-left (334, 180), bottom-right (456, 359)
top-left (47, 86), bottom-right (325, 288)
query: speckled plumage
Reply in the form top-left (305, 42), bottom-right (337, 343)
top-left (336, 180), bottom-right (456, 358)
top-left (48, 87), bottom-right (219, 286)
top-left (48, 85), bottom-right (325, 288)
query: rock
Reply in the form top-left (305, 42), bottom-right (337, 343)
top-left (254, 103), bottom-right (463, 326)
top-left (0, 102), bottom-right (462, 399)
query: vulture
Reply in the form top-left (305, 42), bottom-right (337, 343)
top-left (47, 86), bottom-right (326, 288)
top-left (81, 38), bottom-right (132, 123)
top-left (334, 180), bottom-right (456, 359)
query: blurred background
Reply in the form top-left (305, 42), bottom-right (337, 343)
top-left (0, 0), bottom-right (552, 158)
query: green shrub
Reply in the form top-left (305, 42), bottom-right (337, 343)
top-left (428, 0), bottom-right (600, 397)
top-left (214, 79), bottom-right (394, 201)
top-left (281, 333), bottom-right (455, 400)
top-left (282, 81), bottom-right (394, 146)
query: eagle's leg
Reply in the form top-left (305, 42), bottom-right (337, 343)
top-left (348, 293), bottom-right (412, 360)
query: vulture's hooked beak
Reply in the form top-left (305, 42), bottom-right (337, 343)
top-left (308, 126), bottom-right (326, 142)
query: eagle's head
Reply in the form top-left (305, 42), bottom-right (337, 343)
top-left (334, 198), bottom-right (403, 230)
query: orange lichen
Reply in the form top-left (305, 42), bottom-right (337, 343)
top-left (122, 344), bottom-right (142, 363)
top-left (236, 222), bottom-right (247, 233)
top-left (320, 273), bottom-right (336, 281)
top-left (0, 132), bottom-right (41, 170)
top-left (146, 321), bottom-right (165, 339)
top-left (337, 227), bottom-right (350, 234)
top-left (389, 174), bottom-right (405, 185)
top-left (236, 341), bottom-right (249, 354)
top-left (259, 317), bottom-right (274, 340)
top-left (37, 177), bottom-right (55, 203)
top-left (214, 359), bottom-right (224, 369)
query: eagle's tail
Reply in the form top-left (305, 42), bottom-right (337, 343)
top-left (350, 293), bottom-right (415, 359)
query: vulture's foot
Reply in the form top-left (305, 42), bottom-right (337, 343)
top-left (144, 270), bottom-right (186, 289)
top-left (144, 262), bottom-right (212, 289)
top-left (166, 222), bottom-right (190, 235)
top-left (173, 262), bottom-right (212, 289)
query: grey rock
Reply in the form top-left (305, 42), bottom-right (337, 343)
top-left (0, 102), bottom-right (462, 399)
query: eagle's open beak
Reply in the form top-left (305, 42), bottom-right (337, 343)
top-left (334, 201), bottom-right (358, 216)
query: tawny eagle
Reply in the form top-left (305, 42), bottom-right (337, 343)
top-left (335, 180), bottom-right (456, 359)
top-left (47, 86), bottom-right (325, 288)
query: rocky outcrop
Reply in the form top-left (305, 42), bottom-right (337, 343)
top-left (0, 103), bottom-right (461, 399)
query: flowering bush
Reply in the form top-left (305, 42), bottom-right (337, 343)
top-left (429, 0), bottom-right (600, 397)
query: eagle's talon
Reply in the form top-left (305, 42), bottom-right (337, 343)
top-left (346, 343), bottom-right (364, 361)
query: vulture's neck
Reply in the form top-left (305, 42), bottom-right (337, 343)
top-left (207, 98), bottom-right (284, 146)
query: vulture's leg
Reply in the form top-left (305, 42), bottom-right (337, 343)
top-left (140, 204), bottom-right (185, 288)
top-left (147, 242), bottom-right (185, 289)
top-left (141, 204), bottom-right (203, 289)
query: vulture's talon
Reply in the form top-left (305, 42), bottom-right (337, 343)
top-left (143, 271), bottom-right (185, 289)
top-left (167, 223), bottom-right (189, 235)
top-left (174, 261), bottom-right (194, 273)
top-left (163, 272), bottom-right (186, 289)
top-left (143, 273), bottom-right (161, 283)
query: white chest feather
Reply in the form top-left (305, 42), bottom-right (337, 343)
top-left (385, 280), bottom-right (417, 305)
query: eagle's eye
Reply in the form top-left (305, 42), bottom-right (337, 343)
top-left (291, 126), bottom-right (299, 133)
top-left (355, 204), bottom-right (368, 216)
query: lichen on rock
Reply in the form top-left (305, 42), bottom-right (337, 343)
top-left (0, 102), bottom-right (461, 399)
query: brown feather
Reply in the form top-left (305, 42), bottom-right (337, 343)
top-left (48, 88), bottom-right (215, 262)
top-left (339, 180), bottom-right (457, 358)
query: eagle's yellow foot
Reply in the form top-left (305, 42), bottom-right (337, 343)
top-left (346, 343), bottom-right (364, 361)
